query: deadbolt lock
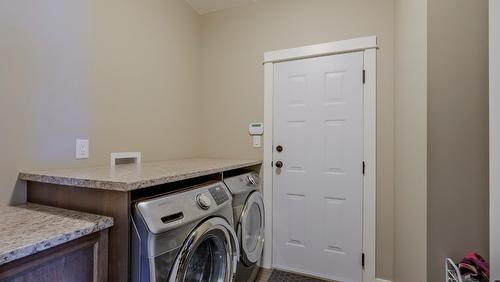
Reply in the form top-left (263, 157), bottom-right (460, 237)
top-left (276, 145), bottom-right (283, 152)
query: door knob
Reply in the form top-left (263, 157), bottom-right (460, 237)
top-left (275, 161), bottom-right (284, 168)
top-left (276, 145), bottom-right (283, 152)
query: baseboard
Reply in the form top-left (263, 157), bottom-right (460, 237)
top-left (376, 278), bottom-right (393, 282)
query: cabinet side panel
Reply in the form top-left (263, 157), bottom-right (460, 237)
top-left (27, 182), bottom-right (129, 282)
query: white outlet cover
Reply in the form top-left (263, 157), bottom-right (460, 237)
top-left (76, 139), bottom-right (89, 159)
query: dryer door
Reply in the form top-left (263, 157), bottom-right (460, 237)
top-left (238, 191), bottom-right (265, 265)
top-left (169, 217), bottom-right (239, 282)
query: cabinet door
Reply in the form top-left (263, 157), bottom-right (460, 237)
top-left (0, 231), bottom-right (108, 282)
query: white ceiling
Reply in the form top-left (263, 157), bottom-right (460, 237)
top-left (185, 0), bottom-right (257, 15)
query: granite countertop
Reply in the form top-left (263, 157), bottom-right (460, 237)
top-left (0, 203), bottom-right (113, 266)
top-left (19, 158), bottom-right (262, 191)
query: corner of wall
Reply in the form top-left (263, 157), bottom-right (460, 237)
top-left (393, 0), bottom-right (428, 281)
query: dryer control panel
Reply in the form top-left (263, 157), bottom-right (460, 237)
top-left (224, 172), bottom-right (261, 195)
top-left (209, 185), bottom-right (230, 205)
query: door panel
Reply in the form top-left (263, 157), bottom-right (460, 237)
top-left (285, 193), bottom-right (306, 247)
top-left (273, 52), bottom-right (364, 282)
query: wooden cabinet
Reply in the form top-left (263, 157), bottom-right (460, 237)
top-left (22, 163), bottom-right (260, 281)
top-left (0, 230), bottom-right (108, 282)
top-left (26, 183), bottom-right (129, 282)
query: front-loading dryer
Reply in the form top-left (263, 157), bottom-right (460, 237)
top-left (131, 181), bottom-right (239, 282)
top-left (224, 172), bottom-right (265, 282)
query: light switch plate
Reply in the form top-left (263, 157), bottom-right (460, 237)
top-left (253, 136), bottom-right (261, 148)
top-left (76, 139), bottom-right (89, 159)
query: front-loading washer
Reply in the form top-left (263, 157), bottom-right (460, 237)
top-left (131, 181), bottom-right (239, 282)
top-left (224, 172), bottom-right (265, 282)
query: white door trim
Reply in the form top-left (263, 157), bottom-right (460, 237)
top-left (263, 36), bottom-right (377, 64)
top-left (490, 0), bottom-right (500, 279)
top-left (262, 36), bottom-right (377, 282)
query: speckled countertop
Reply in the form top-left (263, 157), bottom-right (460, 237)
top-left (19, 158), bottom-right (261, 191)
top-left (0, 203), bottom-right (113, 266)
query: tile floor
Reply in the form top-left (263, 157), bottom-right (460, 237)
top-left (255, 268), bottom-right (334, 282)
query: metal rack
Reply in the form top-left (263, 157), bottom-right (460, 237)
top-left (446, 258), bottom-right (463, 282)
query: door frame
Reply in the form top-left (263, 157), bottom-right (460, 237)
top-left (491, 0), bottom-right (500, 279)
top-left (262, 36), bottom-right (377, 282)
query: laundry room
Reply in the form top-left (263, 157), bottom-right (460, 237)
top-left (0, 0), bottom-right (494, 282)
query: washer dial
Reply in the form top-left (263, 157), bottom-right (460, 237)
top-left (196, 194), bottom-right (212, 210)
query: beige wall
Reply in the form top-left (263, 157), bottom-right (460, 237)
top-left (198, 0), bottom-right (395, 279)
top-left (393, 0), bottom-right (428, 281)
top-left (427, 0), bottom-right (489, 281)
top-left (6, 2), bottom-right (486, 280)
top-left (0, 0), bottom-right (201, 205)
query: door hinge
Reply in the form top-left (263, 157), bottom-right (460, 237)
top-left (362, 70), bottom-right (366, 84)
top-left (362, 161), bottom-right (366, 175)
top-left (362, 253), bottom-right (365, 269)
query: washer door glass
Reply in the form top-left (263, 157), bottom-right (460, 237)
top-left (184, 235), bottom-right (226, 282)
top-left (240, 191), bottom-right (265, 265)
top-left (169, 217), bottom-right (239, 282)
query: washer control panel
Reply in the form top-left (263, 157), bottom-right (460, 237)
top-left (135, 181), bottom-right (232, 234)
top-left (209, 185), bottom-right (230, 206)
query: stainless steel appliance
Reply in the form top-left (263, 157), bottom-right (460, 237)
top-left (224, 172), bottom-right (265, 282)
top-left (131, 181), bottom-right (239, 282)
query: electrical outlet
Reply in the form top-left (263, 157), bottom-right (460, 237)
top-left (76, 139), bottom-right (89, 159)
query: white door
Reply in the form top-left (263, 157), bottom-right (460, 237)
top-left (273, 52), bottom-right (364, 282)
